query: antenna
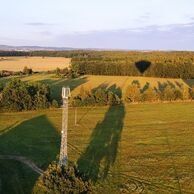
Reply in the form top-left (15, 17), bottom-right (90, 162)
top-left (59, 87), bottom-right (71, 166)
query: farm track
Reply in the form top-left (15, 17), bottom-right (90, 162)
top-left (0, 155), bottom-right (43, 175)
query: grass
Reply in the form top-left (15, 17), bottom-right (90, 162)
top-left (1, 103), bottom-right (194, 193)
top-left (0, 56), bottom-right (71, 72)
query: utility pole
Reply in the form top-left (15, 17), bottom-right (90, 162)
top-left (59, 87), bottom-right (70, 166)
top-left (75, 107), bottom-right (78, 126)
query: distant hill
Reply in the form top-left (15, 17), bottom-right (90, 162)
top-left (0, 45), bottom-right (76, 51)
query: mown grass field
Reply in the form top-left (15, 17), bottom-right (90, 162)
top-left (0, 57), bottom-right (71, 72)
top-left (1, 103), bottom-right (194, 193)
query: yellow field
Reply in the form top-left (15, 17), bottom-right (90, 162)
top-left (72, 75), bottom-right (191, 96)
top-left (1, 74), bottom-right (192, 102)
top-left (0, 56), bottom-right (71, 72)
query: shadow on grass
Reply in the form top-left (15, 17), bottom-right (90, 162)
top-left (77, 103), bottom-right (125, 182)
top-left (40, 76), bottom-right (88, 102)
top-left (0, 115), bottom-right (60, 194)
top-left (183, 79), bottom-right (194, 88)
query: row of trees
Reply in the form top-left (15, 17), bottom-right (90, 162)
top-left (55, 67), bottom-right (78, 79)
top-left (72, 57), bottom-right (194, 79)
top-left (71, 86), bottom-right (121, 106)
top-left (71, 84), bottom-right (193, 107)
top-left (0, 66), bottom-right (33, 78)
top-left (125, 84), bottom-right (193, 103)
top-left (1, 79), bottom-right (193, 111)
top-left (0, 79), bottom-right (58, 111)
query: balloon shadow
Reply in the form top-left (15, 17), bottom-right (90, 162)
top-left (135, 60), bottom-right (151, 74)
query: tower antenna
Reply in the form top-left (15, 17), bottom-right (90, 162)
top-left (59, 87), bottom-right (70, 166)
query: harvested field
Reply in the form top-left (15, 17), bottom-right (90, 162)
top-left (0, 56), bottom-right (71, 72)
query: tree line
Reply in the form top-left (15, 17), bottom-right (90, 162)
top-left (125, 83), bottom-right (193, 103)
top-left (70, 51), bottom-right (194, 79)
top-left (28, 50), bottom-right (194, 79)
top-left (70, 83), bottom-right (194, 107)
top-left (1, 50), bottom-right (194, 78)
top-left (0, 79), bottom-right (59, 111)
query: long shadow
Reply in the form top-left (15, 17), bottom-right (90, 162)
top-left (108, 84), bottom-right (122, 98)
top-left (183, 79), bottom-right (194, 88)
top-left (39, 76), bottom-right (88, 103)
top-left (92, 83), bottom-right (122, 98)
top-left (77, 103), bottom-right (125, 182)
top-left (0, 115), bottom-right (60, 194)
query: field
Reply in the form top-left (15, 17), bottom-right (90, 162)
top-left (1, 74), bottom-right (194, 193)
top-left (0, 74), bottom-right (192, 103)
top-left (1, 103), bottom-right (194, 193)
top-left (0, 57), bottom-right (71, 72)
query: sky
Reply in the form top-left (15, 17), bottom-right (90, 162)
top-left (1, 0), bottom-right (194, 50)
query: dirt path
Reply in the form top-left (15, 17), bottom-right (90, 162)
top-left (0, 155), bottom-right (43, 175)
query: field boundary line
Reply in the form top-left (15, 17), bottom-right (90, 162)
top-left (0, 121), bottom-right (22, 136)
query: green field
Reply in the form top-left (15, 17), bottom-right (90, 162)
top-left (1, 103), bottom-right (194, 193)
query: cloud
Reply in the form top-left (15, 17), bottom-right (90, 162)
top-left (25, 22), bottom-right (53, 26)
top-left (55, 22), bottom-right (194, 50)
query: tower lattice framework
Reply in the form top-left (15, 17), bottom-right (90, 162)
top-left (59, 90), bottom-right (69, 166)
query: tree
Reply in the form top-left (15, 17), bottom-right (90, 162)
top-left (141, 87), bottom-right (159, 102)
top-left (33, 162), bottom-right (94, 194)
top-left (33, 83), bottom-right (50, 109)
top-left (1, 78), bottom-right (31, 111)
top-left (1, 79), bottom-right (51, 111)
top-left (125, 84), bottom-right (141, 103)
top-left (191, 85), bottom-right (194, 99)
top-left (162, 86), bottom-right (176, 101)
top-left (23, 66), bottom-right (33, 75)
top-left (55, 67), bottom-right (61, 77)
top-left (181, 86), bottom-right (191, 100)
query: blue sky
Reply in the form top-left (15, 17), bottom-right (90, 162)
top-left (1, 0), bottom-right (194, 50)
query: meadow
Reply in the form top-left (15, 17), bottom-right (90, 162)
top-left (1, 103), bottom-right (194, 193)
top-left (1, 74), bottom-right (194, 193)
top-left (0, 57), bottom-right (71, 72)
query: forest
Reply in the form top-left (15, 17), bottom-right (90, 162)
top-left (1, 50), bottom-right (194, 79)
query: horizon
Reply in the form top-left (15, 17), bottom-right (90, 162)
top-left (1, 0), bottom-right (194, 50)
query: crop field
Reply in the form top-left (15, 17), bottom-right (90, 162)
top-left (0, 103), bottom-right (194, 193)
top-left (0, 57), bottom-right (71, 72)
top-left (0, 74), bottom-right (192, 102)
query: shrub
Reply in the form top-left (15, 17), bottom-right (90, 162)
top-left (23, 66), bottom-right (33, 75)
top-left (33, 162), bottom-right (94, 194)
top-left (51, 99), bottom-right (59, 108)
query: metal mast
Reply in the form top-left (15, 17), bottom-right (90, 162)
top-left (59, 87), bottom-right (70, 166)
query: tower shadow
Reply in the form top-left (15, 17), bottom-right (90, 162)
top-left (77, 103), bottom-right (125, 182)
top-left (0, 115), bottom-right (60, 194)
